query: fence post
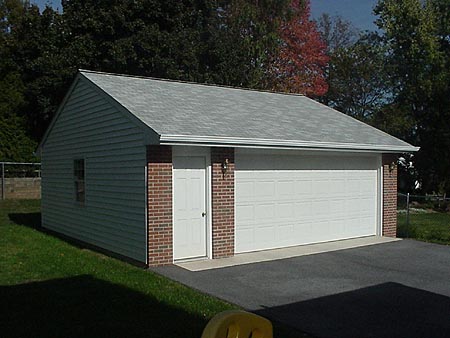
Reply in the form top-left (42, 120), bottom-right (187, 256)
top-left (1, 162), bottom-right (4, 200)
top-left (406, 192), bottom-right (410, 237)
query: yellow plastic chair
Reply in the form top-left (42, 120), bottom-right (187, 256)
top-left (201, 310), bottom-right (273, 338)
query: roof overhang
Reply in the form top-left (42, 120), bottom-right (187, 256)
top-left (159, 134), bottom-right (420, 153)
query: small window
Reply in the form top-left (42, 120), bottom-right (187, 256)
top-left (74, 159), bottom-right (85, 203)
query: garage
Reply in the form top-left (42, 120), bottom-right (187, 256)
top-left (42, 70), bottom-right (418, 266)
top-left (235, 149), bottom-right (380, 253)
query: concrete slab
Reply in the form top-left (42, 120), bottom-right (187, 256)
top-left (177, 236), bottom-right (400, 271)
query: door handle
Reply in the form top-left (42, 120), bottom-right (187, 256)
top-left (202, 212), bottom-right (206, 217)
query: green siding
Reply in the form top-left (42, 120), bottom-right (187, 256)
top-left (41, 78), bottom-right (147, 262)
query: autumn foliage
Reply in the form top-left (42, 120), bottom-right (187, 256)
top-left (270, 0), bottom-right (329, 97)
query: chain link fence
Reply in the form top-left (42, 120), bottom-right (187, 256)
top-left (397, 192), bottom-right (450, 243)
top-left (1, 162), bottom-right (41, 199)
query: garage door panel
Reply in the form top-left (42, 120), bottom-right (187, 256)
top-left (236, 204), bottom-right (254, 221)
top-left (277, 181), bottom-right (295, 197)
top-left (330, 219), bottom-right (345, 234)
top-left (255, 225), bottom-right (276, 243)
top-left (278, 224), bottom-right (294, 241)
top-left (254, 204), bottom-right (273, 219)
top-left (330, 179), bottom-right (345, 194)
top-left (294, 201), bottom-right (312, 219)
top-left (314, 180), bottom-right (330, 196)
top-left (255, 181), bottom-right (275, 198)
top-left (311, 200), bottom-right (329, 216)
top-left (236, 152), bottom-right (379, 253)
top-left (295, 180), bottom-right (312, 195)
top-left (236, 228), bottom-right (254, 251)
top-left (277, 203), bottom-right (295, 219)
top-left (329, 200), bottom-right (345, 215)
top-left (236, 181), bottom-right (254, 200)
top-left (346, 179), bottom-right (361, 193)
top-left (360, 197), bottom-right (376, 214)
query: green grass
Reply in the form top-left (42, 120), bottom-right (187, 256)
top-left (0, 199), bottom-right (307, 338)
top-left (397, 212), bottom-right (450, 245)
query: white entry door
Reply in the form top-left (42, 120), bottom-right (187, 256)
top-left (173, 156), bottom-right (207, 260)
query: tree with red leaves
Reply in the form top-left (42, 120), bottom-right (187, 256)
top-left (269, 0), bottom-right (329, 97)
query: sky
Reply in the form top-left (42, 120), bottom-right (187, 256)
top-left (32, 0), bottom-right (379, 31)
top-left (310, 0), bottom-right (378, 31)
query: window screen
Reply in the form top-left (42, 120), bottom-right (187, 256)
top-left (74, 159), bottom-right (85, 203)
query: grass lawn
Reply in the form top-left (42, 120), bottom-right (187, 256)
top-left (397, 212), bottom-right (450, 245)
top-left (0, 199), bottom-right (307, 338)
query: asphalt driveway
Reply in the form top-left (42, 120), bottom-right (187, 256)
top-left (152, 239), bottom-right (450, 338)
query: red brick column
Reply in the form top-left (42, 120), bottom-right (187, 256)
top-left (211, 148), bottom-right (235, 258)
top-left (382, 154), bottom-right (398, 237)
top-left (147, 145), bottom-right (173, 266)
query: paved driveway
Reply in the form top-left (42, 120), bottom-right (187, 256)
top-left (152, 240), bottom-right (450, 338)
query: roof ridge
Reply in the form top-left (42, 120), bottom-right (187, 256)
top-left (78, 69), bottom-right (306, 98)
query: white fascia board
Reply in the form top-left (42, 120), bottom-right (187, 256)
top-left (159, 134), bottom-right (420, 153)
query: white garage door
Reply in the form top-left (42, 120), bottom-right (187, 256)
top-left (235, 151), bottom-right (380, 253)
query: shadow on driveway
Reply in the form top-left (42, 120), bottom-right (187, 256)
top-left (256, 282), bottom-right (450, 338)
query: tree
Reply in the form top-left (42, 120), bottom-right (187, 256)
top-left (60, 0), bottom-right (215, 79)
top-left (374, 0), bottom-right (450, 194)
top-left (316, 13), bottom-right (359, 53)
top-left (322, 33), bottom-right (392, 122)
top-left (199, 0), bottom-right (290, 88)
top-left (0, 0), bottom-right (39, 161)
top-left (269, 0), bottom-right (329, 96)
top-left (1, 1), bottom-right (68, 140)
top-left (316, 15), bottom-right (389, 123)
top-left (0, 61), bottom-right (37, 162)
top-left (14, 0), bottom-right (292, 139)
top-left (1, 0), bottom-right (334, 161)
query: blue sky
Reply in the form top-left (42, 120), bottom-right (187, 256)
top-left (310, 0), bottom-right (378, 31)
top-left (32, 0), bottom-right (378, 31)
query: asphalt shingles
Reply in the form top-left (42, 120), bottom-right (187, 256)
top-left (81, 70), bottom-right (416, 152)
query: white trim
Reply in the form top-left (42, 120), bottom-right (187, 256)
top-left (206, 151), bottom-right (212, 260)
top-left (376, 154), bottom-right (383, 236)
top-left (160, 134), bottom-right (419, 153)
top-left (380, 159), bottom-right (384, 236)
top-left (171, 159), bottom-right (175, 264)
top-left (144, 159), bottom-right (149, 265)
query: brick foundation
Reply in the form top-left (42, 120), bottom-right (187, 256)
top-left (147, 145), bottom-right (173, 266)
top-left (382, 154), bottom-right (398, 237)
top-left (211, 148), bottom-right (235, 258)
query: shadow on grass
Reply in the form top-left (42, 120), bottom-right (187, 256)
top-left (8, 212), bottom-right (41, 229)
top-left (8, 212), bottom-right (145, 266)
top-left (256, 282), bottom-right (450, 338)
top-left (0, 275), bottom-right (208, 338)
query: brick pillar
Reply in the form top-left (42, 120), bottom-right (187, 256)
top-left (147, 145), bottom-right (173, 266)
top-left (382, 154), bottom-right (398, 237)
top-left (211, 148), bottom-right (235, 258)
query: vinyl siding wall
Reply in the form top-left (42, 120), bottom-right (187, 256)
top-left (41, 78), bottom-right (147, 262)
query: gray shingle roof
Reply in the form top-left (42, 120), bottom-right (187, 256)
top-left (80, 70), bottom-right (418, 152)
